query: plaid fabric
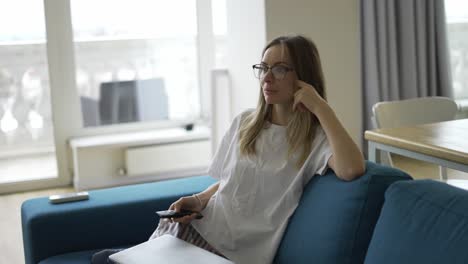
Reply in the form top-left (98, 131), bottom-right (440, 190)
top-left (149, 219), bottom-right (226, 258)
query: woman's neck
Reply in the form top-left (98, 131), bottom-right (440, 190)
top-left (270, 104), bottom-right (293, 126)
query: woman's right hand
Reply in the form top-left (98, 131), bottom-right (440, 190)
top-left (168, 195), bottom-right (204, 224)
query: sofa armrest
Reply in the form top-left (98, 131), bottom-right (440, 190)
top-left (21, 175), bottom-right (216, 264)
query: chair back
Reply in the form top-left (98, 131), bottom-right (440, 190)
top-left (372, 97), bottom-right (458, 129)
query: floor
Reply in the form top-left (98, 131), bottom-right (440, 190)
top-left (391, 154), bottom-right (468, 180)
top-left (1, 158), bottom-right (467, 264)
top-left (0, 186), bottom-right (74, 264)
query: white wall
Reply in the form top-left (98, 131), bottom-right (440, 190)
top-left (265, 0), bottom-right (362, 147)
top-left (225, 0), bottom-right (267, 116)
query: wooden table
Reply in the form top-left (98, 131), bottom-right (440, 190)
top-left (365, 119), bottom-right (468, 174)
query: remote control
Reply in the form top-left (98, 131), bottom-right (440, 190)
top-left (49, 191), bottom-right (89, 204)
top-left (156, 209), bottom-right (203, 219)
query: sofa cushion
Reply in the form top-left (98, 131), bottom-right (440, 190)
top-left (364, 180), bottom-right (468, 264)
top-left (274, 161), bottom-right (412, 264)
top-left (38, 249), bottom-right (98, 264)
top-left (38, 246), bottom-right (128, 264)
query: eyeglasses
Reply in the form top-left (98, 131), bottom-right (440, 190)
top-left (252, 63), bottom-right (294, 80)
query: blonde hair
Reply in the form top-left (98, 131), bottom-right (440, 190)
top-left (239, 35), bottom-right (327, 169)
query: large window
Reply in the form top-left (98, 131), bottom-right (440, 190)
top-left (0, 0), bottom-right (58, 184)
top-left (445, 0), bottom-right (468, 100)
top-left (0, 0), bottom-right (226, 193)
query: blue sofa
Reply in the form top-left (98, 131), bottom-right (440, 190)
top-left (21, 161), bottom-right (468, 263)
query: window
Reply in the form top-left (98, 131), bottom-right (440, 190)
top-left (71, 0), bottom-right (200, 126)
top-left (445, 0), bottom-right (468, 100)
top-left (0, 0), bottom-right (226, 193)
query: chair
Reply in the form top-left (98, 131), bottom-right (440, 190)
top-left (371, 96), bottom-right (459, 180)
top-left (98, 78), bottom-right (168, 125)
top-left (80, 96), bottom-right (101, 127)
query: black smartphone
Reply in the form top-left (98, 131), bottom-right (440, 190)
top-left (156, 209), bottom-right (203, 219)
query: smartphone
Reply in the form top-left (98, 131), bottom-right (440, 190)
top-left (49, 191), bottom-right (89, 204)
top-left (156, 209), bottom-right (203, 219)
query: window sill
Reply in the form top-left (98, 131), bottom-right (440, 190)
top-left (69, 125), bottom-right (210, 149)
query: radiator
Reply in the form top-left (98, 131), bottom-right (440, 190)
top-left (125, 140), bottom-right (211, 176)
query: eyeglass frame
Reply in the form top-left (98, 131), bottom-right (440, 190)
top-left (252, 63), bottom-right (294, 80)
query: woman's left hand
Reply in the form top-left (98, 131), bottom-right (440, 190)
top-left (293, 80), bottom-right (327, 114)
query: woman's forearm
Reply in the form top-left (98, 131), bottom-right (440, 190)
top-left (315, 103), bottom-right (365, 180)
top-left (196, 182), bottom-right (220, 208)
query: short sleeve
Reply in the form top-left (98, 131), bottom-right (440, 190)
top-left (207, 110), bottom-right (251, 179)
top-left (304, 126), bottom-right (333, 183)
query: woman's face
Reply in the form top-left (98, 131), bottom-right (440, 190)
top-left (260, 45), bottom-right (297, 105)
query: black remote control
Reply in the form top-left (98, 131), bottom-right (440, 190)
top-left (156, 209), bottom-right (203, 219)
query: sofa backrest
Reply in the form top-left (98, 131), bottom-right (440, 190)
top-left (274, 161), bottom-right (412, 264)
top-left (364, 180), bottom-right (468, 264)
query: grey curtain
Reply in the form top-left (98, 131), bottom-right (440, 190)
top-left (360, 0), bottom-right (453, 153)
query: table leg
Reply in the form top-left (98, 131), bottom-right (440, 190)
top-left (439, 166), bottom-right (448, 180)
top-left (368, 142), bottom-right (381, 163)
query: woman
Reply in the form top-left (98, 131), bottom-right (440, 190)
top-left (92, 35), bottom-right (365, 264)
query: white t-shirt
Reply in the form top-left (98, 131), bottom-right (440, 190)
top-left (191, 109), bottom-right (333, 264)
